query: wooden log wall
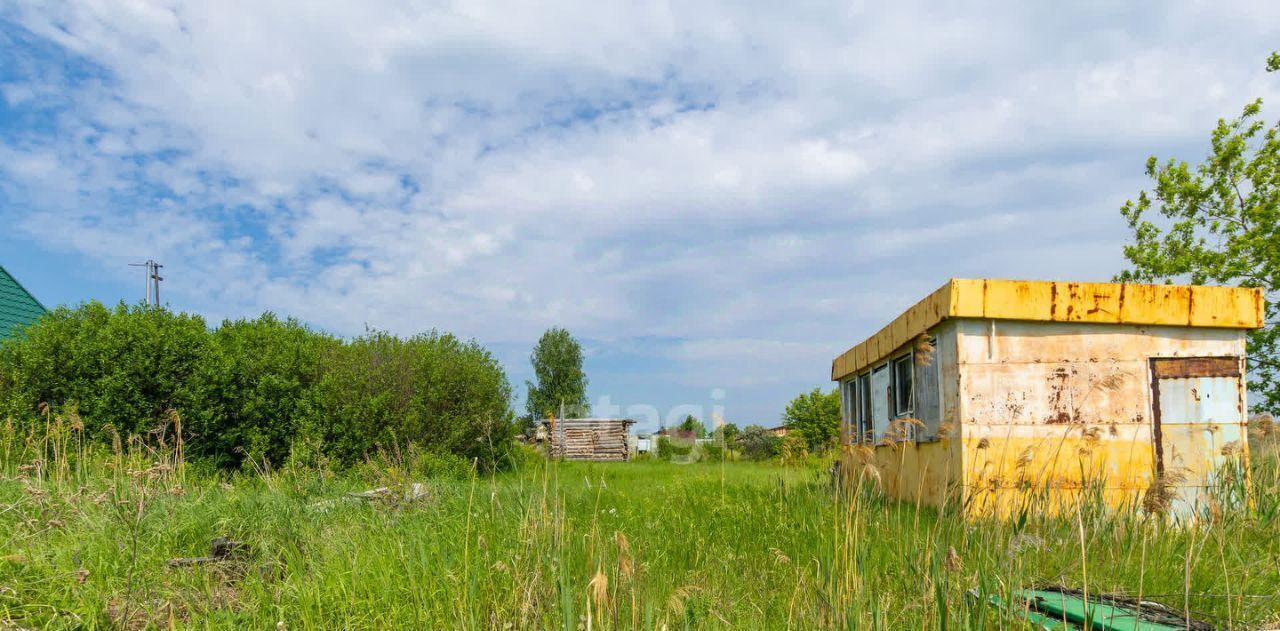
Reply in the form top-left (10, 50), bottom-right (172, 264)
top-left (546, 419), bottom-right (633, 461)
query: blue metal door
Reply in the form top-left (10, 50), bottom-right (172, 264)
top-left (1150, 357), bottom-right (1245, 517)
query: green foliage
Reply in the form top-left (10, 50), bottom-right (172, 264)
top-left (677, 414), bottom-right (706, 438)
top-left (655, 435), bottom-right (673, 461)
top-left (654, 435), bottom-right (692, 461)
top-left (0, 303), bottom-right (516, 471)
top-left (716, 422), bottom-right (740, 445)
top-left (299, 330), bottom-right (515, 470)
top-left (503, 442), bottom-right (545, 471)
top-left (354, 444), bottom-right (475, 482)
top-left (1118, 57), bottom-right (1280, 412)
top-left (700, 440), bottom-right (724, 461)
top-left (524, 327), bottom-right (589, 422)
top-left (781, 387), bottom-right (841, 450)
top-left (737, 425), bottom-right (781, 460)
top-left (0, 301), bottom-right (211, 437)
top-left (192, 314), bottom-right (337, 469)
top-left (779, 433), bottom-right (809, 465)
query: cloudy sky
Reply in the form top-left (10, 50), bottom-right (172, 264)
top-left (1, 2), bottom-right (1277, 429)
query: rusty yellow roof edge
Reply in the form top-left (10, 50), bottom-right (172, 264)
top-left (831, 278), bottom-right (1264, 381)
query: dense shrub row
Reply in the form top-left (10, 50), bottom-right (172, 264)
top-left (0, 302), bottom-right (516, 470)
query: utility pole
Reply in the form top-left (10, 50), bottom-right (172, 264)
top-left (128, 260), bottom-right (164, 306)
top-left (151, 261), bottom-right (163, 306)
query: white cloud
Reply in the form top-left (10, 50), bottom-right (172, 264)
top-left (2, 0), bottom-right (1279, 419)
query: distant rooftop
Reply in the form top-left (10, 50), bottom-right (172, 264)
top-left (541, 417), bottom-right (636, 424)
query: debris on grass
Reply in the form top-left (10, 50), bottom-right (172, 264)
top-left (974, 585), bottom-right (1215, 630)
top-left (167, 537), bottom-right (250, 568)
top-left (346, 482), bottom-right (432, 503)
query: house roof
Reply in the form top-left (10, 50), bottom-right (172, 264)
top-left (832, 278), bottom-right (1265, 381)
top-left (541, 417), bottom-right (636, 426)
top-left (0, 265), bottom-right (47, 340)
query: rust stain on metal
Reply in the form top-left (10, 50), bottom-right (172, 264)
top-left (1150, 363), bottom-right (1165, 477)
top-left (1150, 356), bottom-right (1240, 379)
top-left (831, 279), bottom-right (1262, 381)
top-left (1004, 392), bottom-right (1025, 418)
top-left (1045, 366), bottom-right (1073, 424)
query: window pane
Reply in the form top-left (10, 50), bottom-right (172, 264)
top-left (858, 374), bottom-right (872, 441)
top-left (849, 380), bottom-right (858, 423)
top-left (914, 337), bottom-right (941, 438)
top-left (842, 380), bottom-right (856, 443)
top-left (870, 365), bottom-right (891, 439)
top-left (893, 356), bottom-right (913, 416)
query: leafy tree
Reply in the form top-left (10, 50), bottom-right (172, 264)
top-left (525, 327), bottom-right (589, 422)
top-left (782, 387), bottom-right (841, 450)
top-left (737, 425), bottom-right (781, 460)
top-left (1118, 53), bottom-right (1280, 413)
top-left (716, 422), bottom-right (741, 445)
top-left (678, 414), bottom-right (707, 438)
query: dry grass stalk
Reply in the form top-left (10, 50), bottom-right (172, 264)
top-left (913, 335), bottom-right (936, 366)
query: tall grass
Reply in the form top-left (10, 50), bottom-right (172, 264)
top-left (0, 424), bottom-right (1278, 629)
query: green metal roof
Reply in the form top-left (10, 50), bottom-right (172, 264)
top-left (0, 265), bottom-right (47, 339)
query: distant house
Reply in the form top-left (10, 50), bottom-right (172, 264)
top-left (543, 418), bottom-right (635, 461)
top-left (0, 265), bottom-right (46, 340)
top-left (766, 425), bottom-right (790, 437)
top-left (635, 433), bottom-right (654, 454)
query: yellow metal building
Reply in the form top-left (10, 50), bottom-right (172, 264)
top-left (831, 279), bottom-right (1265, 517)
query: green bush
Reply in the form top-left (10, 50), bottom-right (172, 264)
top-left (503, 441), bottom-right (546, 471)
top-left (700, 441), bottom-right (724, 461)
top-left (192, 313), bottom-right (337, 469)
top-left (0, 303), bottom-right (517, 472)
top-left (655, 436), bottom-right (693, 461)
top-left (738, 425), bottom-right (782, 460)
top-left (355, 444), bottom-right (475, 482)
top-left (298, 330), bottom-right (515, 470)
top-left (0, 301), bottom-right (210, 438)
top-left (655, 436), bottom-right (672, 461)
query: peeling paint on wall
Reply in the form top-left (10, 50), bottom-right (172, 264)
top-left (838, 317), bottom-right (1252, 519)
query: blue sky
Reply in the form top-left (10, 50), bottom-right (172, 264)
top-left (2, 2), bottom-right (1279, 431)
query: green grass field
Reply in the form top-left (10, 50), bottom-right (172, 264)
top-left (2, 439), bottom-right (1280, 629)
